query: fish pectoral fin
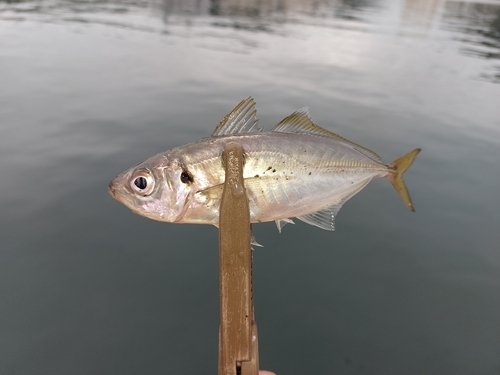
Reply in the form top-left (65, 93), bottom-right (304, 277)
top-left (296, 203), bottom-right (343, 231)
top-left (275, 218), bottom-right (295, 233)
top-left (197, 183), bottom-right (224, 200)
top-left (197, 176), bottom-right (270, 200)
top-left (211, 97), bottom-right (263, 136)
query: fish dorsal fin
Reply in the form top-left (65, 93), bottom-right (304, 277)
top-left (275, 218), bottom-right (295, 233)
top-left (212, 97), bottom-right (262, 136)
top-left (272, 107), bottom-right (324, 135)
top-left (272, 108), bottom-right (382, 162)
top-left (296, 178), bottom-right (372, 231)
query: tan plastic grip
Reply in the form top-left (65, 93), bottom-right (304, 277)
top-left (218, 142), bottom-right (259, 375)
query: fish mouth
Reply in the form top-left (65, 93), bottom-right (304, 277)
top-left (108, 176), bottom-right (126, 201)
top-left (108, 180), bottom-right (116, 198)
top-left (108, 174), bottom-right (139, 212)
top-left (108, 170), bottom-right (133, 200)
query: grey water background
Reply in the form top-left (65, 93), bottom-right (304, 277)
top-left (1, 0), bottom-right (500, 374)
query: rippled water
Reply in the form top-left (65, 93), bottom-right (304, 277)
top-left (1, 0), bottom-right (500, 374)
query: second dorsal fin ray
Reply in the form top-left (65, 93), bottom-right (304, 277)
top-left (211, 97), bottom-right (262, 136)
top-left (272, 108), bottom-right (382, 162)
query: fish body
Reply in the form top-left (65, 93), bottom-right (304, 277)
top-left (109, 98), bottom-right (420, 231)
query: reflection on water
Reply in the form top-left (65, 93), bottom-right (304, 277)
top-left (1, 0), bottom-right (500, 374)
top-left (400, 0), bottom-right (442, 30)
top-left (2, 0), bottom-right (499, 82)
top-left (162, 0), bottom-right (380, 20)
top-left (443, 1), bottom-right (500, 81)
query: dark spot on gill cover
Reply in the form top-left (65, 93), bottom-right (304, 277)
top-left (181, 170), bottom-right (194, 184)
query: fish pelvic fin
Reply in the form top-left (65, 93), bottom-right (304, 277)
top-left (386, 148), bottom-right (421, 212)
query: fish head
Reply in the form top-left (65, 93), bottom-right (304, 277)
top-left (108, 154), bottom-right (193, 222)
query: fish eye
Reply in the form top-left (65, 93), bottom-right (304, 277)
top-left (130, 170), bottom-right (155, 196)
top-left (134, 177), bottom-right (147, 190)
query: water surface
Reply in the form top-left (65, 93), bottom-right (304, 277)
top-left (1, 0), bottom-right (500, 374)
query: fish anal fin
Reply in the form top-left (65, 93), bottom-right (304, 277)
top-left (211, 97), bottom-right (262, 136)
top-left (295, 178), bottom-right (373, 231)
top-left (272, 108), bottom-right (381, 161)
top-left (296, 203), bottom-right (343, 231)
top-left (387, 148), bottom-right (421, 212)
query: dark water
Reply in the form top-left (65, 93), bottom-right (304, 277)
top-left (1, 0), bottom-right (500, 374)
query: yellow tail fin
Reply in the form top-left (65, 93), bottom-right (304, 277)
top-left (386, 148), bottom-right (421, 212)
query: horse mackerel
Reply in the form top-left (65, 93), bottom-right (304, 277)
top-left (109, 98), bottom-right (420, 232)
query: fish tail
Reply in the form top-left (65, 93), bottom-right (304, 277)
top-left (386, 148), bottom-right (421, 212)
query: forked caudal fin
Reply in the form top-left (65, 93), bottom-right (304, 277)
top-left (386, 148), bottom-right (421, 212)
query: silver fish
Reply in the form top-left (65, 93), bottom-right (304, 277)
top-left (109, 98), bottom-right (420, 232)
